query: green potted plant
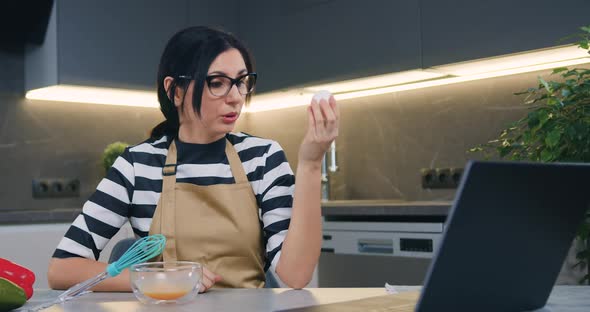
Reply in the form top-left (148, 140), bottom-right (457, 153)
top-left (101, 142), bottom-right (130, 174)
top-left (469, 26), bottom-right (590, 284)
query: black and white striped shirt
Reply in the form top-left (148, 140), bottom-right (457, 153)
top-left (53, 132), bottom-right (294, 272)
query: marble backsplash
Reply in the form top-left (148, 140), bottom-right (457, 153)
top-left (242, 67), bottom-right (577, 201)
top-left (0, 95), bottom-right (163, 212)
top-left (0, 63), bottom-right (585, 212)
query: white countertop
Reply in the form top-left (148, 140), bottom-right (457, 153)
top-left (17, 286), bottom-right (590, 312)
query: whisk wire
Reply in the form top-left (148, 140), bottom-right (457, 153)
top-left (107, 234), bottom-right (166, 276)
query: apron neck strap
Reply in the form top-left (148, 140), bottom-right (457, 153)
top-left (161, 139), bottom-right (178, 261)
top-left (225, 139), bottom-right (248, 184)
top-left (162, 139), bottom-right (178, 176)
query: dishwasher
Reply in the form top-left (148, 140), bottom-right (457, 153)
top-left (319, 217), bottom-right (445, 287)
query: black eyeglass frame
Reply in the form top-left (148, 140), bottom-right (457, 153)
top-left (178, 72), bottom-right (257, 97)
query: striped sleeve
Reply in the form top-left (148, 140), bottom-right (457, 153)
top-left (258, 141), bottom-right (294, 273)
top-left (53, 148), bottom-right (135, 260)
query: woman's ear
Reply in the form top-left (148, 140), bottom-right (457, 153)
top-left (163, 76), bottom-right (183, 108)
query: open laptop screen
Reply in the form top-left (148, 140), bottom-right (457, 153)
top-left (275, 161), bottom-right (590, 312)
top-left (416, 161), bottom-right (590, 311)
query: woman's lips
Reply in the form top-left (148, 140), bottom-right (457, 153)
top-left (222, 113), bottom-right (238, 124)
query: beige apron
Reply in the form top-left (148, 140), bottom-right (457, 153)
top-left (148, 139), bottom-right (266, 288)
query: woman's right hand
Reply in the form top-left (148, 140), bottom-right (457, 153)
top-left (199, 267), bottom-right (223, 293)
top-left (297, 94), bottom-right (339, 166)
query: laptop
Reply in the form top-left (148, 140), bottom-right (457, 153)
top-left (276, 160), bottom-right (590, 312)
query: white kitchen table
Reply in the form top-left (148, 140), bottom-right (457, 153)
top-left (16, 286), bottom-right (590, 311)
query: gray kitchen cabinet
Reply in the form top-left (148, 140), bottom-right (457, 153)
top-left (29, 1), bottom-right (589, 94)
top-left (187, 1), bottom-right (240, 36)
top-left (55, 0), bottom-right (187, 90)
top-left (420, 0), bottom-right (590, 67)
top-left (239, 0), bottom-right (422, 93)
top-left (28, 0), bottom-right (241, 91)
top-left (0, 50), bottom-right (23, 93)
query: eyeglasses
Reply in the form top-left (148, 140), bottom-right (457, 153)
top-left (178, 73), bottom-right (257, 97)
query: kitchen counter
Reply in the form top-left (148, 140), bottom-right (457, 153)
top-left (322, 200), bottom-right (451, 218)
top-left (0, 208), bottom-right (81, 225)
top-left (1, 200), bottom-right (451, 225)
top-left (17, 286), bottom-right (590, 311)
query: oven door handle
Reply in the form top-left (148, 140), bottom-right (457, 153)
top-left (357, 239), bottom-right (393, 254)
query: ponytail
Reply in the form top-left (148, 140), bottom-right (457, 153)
top-left (150, 119), bottom-right (178, 139)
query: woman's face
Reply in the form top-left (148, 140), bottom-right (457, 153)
top-left (177, 48), bottom-right (248, 142)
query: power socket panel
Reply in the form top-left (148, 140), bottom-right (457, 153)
top-left (421, 167), bottom-right (463, 189)
top-left (32, 178), bottom-right (80, 199)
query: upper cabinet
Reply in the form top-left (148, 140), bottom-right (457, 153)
top-left (24, 1), bottom-right (590, 94)
top-left (55, 0), bottom-right (187, 90)
top-left (239, 0), bottom-right (422, 93)
top-left (420, 0), bottom-right (590, 67)
top-left (187, 2), bottom-right (240, 35)
top-left (26, 0), bottom-right (240, 91)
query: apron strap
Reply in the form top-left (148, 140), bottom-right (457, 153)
top-left (225, 139), bottom-right (249, 184)
top-left (161, 139), bottom-right (178, 261)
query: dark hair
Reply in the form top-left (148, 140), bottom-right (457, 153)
top-left (150, 26), bottom-right (255, 139)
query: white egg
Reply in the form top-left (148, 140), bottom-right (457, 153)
top-left (312, 90), bottom-right (332, 103)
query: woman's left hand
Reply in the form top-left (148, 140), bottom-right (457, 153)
top-left (298, 95), bottom-right (339, 165)
top-left (198, 266), bottom-right (223, 293)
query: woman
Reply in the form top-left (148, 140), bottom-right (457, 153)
top-left (47, 26), bottom-right (338, 292)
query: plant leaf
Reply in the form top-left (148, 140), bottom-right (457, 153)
top-left (527, 111), bottom-right (540, 129)
top-left (468, 25), bottom-right (590, 284)
top-left (547, 97), bottom-right (559, 106)
top-left (545, 129), bottom-right (562, 148)
top-left (539, 77), bottom-right (552, 93)
top-left (552, 67), bottom-right (569, 74)
top-left (540, 149), bottom-right (555, 162)
top-left (538, 110), bottom-right (550, 126)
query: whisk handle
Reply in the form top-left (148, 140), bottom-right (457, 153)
top-left (57, 271), bottom-right (109, 302)
top-left (106, 261), bottom-right (127, 277)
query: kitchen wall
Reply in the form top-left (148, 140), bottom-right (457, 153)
top-left (0, 44), bottom-right (189, 214)
top-left (2, 0), bottom-right (587, 208)
top-left (0, 93), bottom-right (164, 212)
top-left (3, 63), bottom-right (588, 211)
top-left (244, 66), bottom-right (574, 202)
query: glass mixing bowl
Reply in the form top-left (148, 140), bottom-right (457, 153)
top-left (129, 261), bottom-right (202, 305)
